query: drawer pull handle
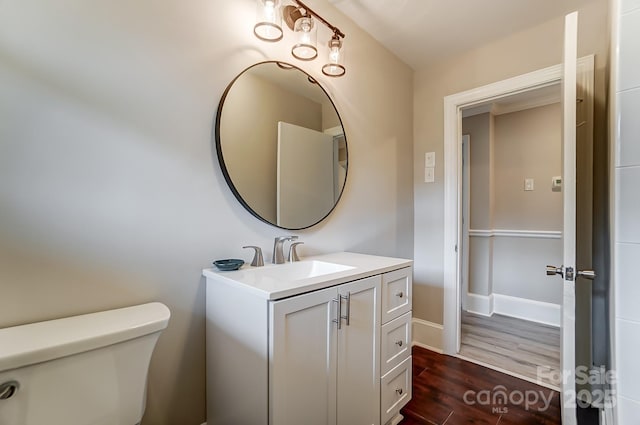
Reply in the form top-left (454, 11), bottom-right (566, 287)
top-left (396, 388), bottom-right (403, 396)
top-left (395, 291), bottom-right (404, 298)
top-left (332, 298), bottom-right (342, 330)
top-left (395, 340), bottom-right (403, 347)
top-left (340, 292), bottom-right (351, 326)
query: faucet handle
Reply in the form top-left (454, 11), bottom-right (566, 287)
top-left (288, 242), bottom-right (304, 262)
top-left (242, 246), bottom-right (264, 267)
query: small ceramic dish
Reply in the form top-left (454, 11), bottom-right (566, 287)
top-left (213, 259), bottom-right (245, 271)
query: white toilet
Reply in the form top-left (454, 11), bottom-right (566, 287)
top-left (0, 302), bottom-right (170, 425)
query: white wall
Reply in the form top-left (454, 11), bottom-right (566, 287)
top-left (0, 1), bottom-right (414, 423)
top-left (413, 0), bottom-right (609, 330)
top-left (612, 0), bottom-right (640, 420)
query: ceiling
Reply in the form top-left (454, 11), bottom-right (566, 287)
top-left (328, 0), bottom-right (597, 69)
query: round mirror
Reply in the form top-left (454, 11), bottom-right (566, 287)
top-left (216, 61), bottom-right (348, 229)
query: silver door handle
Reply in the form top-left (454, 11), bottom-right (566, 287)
top-left (546, 265), bottom-right (564, 278)
top-left (577, 270), bottom-right (596, 280)
top-left (395, 291), bottom-right (404, 298)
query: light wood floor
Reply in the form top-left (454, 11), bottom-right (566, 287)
top-left (459, 311), bottom-right (561, 389)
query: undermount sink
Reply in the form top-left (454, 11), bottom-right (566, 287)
top-left (247, 260), bottom-right (355, 281)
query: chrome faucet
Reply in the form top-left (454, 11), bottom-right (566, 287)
top-left (272, 236), bottom-right (298, 264)
top-left (242, 245), bottom-right (264, 267)
top-left (288, 241), bottom-right (304, 262)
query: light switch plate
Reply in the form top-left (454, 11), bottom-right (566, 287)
top-left (425, 167), bottom-right (435, 183)
top-left (425, 152), bottom-right (435, 168)
top-left (524, 178), bottom-right (534, 191)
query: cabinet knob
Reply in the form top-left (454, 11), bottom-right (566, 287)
top-left (395, 340), bottom-right (403, 347)
top-left (396, 388), bottom-right (403, 396)
top-left (395, 291), bottom-right (404, 298)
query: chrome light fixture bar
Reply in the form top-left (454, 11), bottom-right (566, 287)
top-left (254, 0), bottom-right (346, 77)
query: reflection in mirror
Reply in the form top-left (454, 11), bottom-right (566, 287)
top-left (216, 61), bottom-right (347, 229)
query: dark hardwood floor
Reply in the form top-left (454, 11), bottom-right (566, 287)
top-left (400, 346), bottom-right (561, 425)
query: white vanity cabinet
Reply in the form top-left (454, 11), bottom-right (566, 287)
top-left (203, 252), bottom-right (412, 425)
top-left (270, 275), bottom-right (380, 425)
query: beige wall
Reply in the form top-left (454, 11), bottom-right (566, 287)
top-left (463, 104), bottom-right (563, 303)
top-left (463, 112), bottom-right (494, 230)
top-left (492, 104), bottom-right (563, 303)
top-left (493, 104), bottom-right (563, 230)
top-left (492, 237), bottom-right (562, 303)
top-left (413, 0), bottom-right (610, 324)
top-left (462, 112), bottom-right (494, 296)
top-left (221, 72), bottom-right (323, 223)
top-left (0, 0), bottom-right (414, 424)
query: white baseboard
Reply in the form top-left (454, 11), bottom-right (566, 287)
top-left (464, 292), bottom-right (561, 327)
top-left (493, 294), bottom-right (560, 327)
top-left (412, 318), bottom-right (443, 353)
top-left (465, 293), bottom-right (493, 316)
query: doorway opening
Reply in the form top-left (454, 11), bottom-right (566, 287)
top-left (441, 55), bottom-right (594, 390)
top-left (457, 86), bottom-right (563, 390)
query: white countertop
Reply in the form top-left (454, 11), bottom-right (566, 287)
top-left (202, 252), bottom-right (412, 300)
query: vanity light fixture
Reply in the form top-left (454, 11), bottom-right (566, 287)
top-left (322, 32), bottom-right (345, 77)
top-left (254, 0), bottom-right (346, 77)
top-left (254, 0), bottom-right (284, 42)
top-left (292, 16), bottom-right (317, 60)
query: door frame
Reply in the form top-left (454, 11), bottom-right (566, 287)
top-left (442, 56), bottom-right (595, 355)
top-left (460, 134), bottom-right (471, 317)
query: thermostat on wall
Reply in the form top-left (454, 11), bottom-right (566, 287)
top-left (552, 176), bottom-right (562, 191)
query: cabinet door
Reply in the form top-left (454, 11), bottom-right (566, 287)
top-left (270, 286), bottom-right (338, 425)
top-left (337, 276), bottom-right (381, 425)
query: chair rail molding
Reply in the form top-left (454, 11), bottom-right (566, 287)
top-left (468, 229), bottom-right (563, 239)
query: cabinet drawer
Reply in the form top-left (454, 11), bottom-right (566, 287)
top-left (381, 311), bottom-right (411, 375)
top-left (382, 268), bottom-right (412, 323)
top-left (381, 355), bottom-right (412, 425)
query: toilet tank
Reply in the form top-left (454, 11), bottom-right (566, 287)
top-left (0, 302), bottom-right (170, 425)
